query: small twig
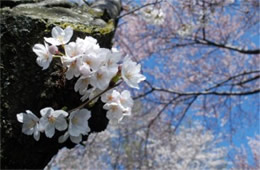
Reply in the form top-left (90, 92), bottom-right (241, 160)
top-left (68, 81), bottom-right (122, 113)
top-left (172, 96), bottom-right (197, 134)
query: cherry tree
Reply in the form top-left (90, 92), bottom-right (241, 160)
top-left (46, 0), bottom-right (259, 168)
top-left (114, 0), bottom-right (259, 163)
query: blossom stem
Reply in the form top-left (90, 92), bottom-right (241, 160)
top-left (53, 55), bottom-right (61, 58)
top-left (58, 51), bottom-right (65, 56)
top-left (68, 81), bottom-right (122, 113)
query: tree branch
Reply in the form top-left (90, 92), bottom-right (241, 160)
top-left (134, 71), bottom-right (260, 99)
top-left (172, 96), bottom-right (197, 134)
top-left (195, 38), bottom-right (260, 55)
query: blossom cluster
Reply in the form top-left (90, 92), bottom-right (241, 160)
top-left (17, 107), bottom-right (90, 143)
top-left (101, 90), bottom-right (133, 124)
top-left (140, 7), bottom-right (165, 25)
top-left (17, 26), bottom-right (146, 143)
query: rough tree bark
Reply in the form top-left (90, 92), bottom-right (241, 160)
top-left (0, 0), bottom-right (121, 169)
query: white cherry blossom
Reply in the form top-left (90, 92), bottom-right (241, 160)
top-left (74, 76), bottom-right (91, 95)
top-left (120, 90), bottom-right (133, 107)
top-left (39, 107), bottom-right (68, 138)
top-left (32, 42), bottom-right (53, 70)
top-left (75, 37), bottom-right (89, 54)
top-left (119, 90), bottom-right (133, 116)
top-left (103, 48), bottom-right (121, 76)
top-left (23, 26), bottom-right (146, 143)
top-left (141, 7), bottom-right (165, 25)
top-left (79, 50), bottom-right (105, 74)
top-left (83, 36), bottom-right (100, 51)
top-left (106, 48), bottom-right (122, 68)
top-left (16, 110), bottom-right (40, 141)
top-left (44, 26), bottom-right (73, 46)
top-left (63, 56), bottom-right (81, 80)
top-left (102, 90), bottom-right (134, 123)
top-left (101, 90), bottom-right (120, 104)
top-left (90, 66), bottom-right (115, 90)
top-left (103, 102), bottom-right (125, 124)
top-left (68, 109), bottom-right (91, 137)
top-left (63, 42), bottom-right (82, 80)
top-left (121, 57), bottom-right (146, 89)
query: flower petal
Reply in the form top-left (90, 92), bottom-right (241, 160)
top-left (39, 117), bottom-right (48, 131)
top-left (33, 127), bottom-right (40, 141)
top-left (52, 110), bottom-right (68, 117)
top-left (45, 124), bottom-right (55, 138)
top-left (55, 117), bottom-right (68, 131)
top-left (26, 110), bottom-right (39, 121)
top-left (17, 113), bottom-right (24, 123)
top-left (70, 135), bottom-right (82, 144)
top-left (51, 26), bottom-right (63, 39)
top-left (40, 107), bottom-right (54, 117)
top-left (63, 26), bottom-right (73, 44)
top-left (58, 131), bottom-right (69, 143)
top-left (44, 37), bottom-right (61, 46)
top-left (32, 44), bottom-right (46, 55)
top-left (22, 126), bottom-right (34, 135)
top-left (69, 123), bottom-right (82, 137)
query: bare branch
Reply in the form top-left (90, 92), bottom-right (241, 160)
top-left (195, 38), bottom-right (260, 55)
top-left (172, 96), bottom-right (197, 134)
top-left (134, 70), bottom-right (260, 99)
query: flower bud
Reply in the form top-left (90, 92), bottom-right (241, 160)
top-left (48, 45), bottom-right (59, 55)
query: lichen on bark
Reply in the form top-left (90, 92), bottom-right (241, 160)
top-left (0, 0), bottom-right (121, 168)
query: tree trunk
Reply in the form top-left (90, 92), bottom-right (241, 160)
top-left (0, 0), bottom-right (121, 169)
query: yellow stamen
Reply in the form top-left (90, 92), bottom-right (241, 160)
top-left (48, 116), bottom-right (56, 124)
top-left (97, 73), bottom-right (103, 80)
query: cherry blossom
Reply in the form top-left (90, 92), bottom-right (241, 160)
top-left (39, 107), bottom-right (68, 138)
top-left (68, 109), bottom-right (91, 137)
top-left (102, 90), bottom-right (134, 124)
top-left (101, 90), bottom-right (120, 103)
top-left (141, 7), bottom-right (165, 25)
top-left (32, 42), bottom-right (53, 70)
top-left (44, 26), bottom-right (73, 46)
top-left (16, 110), bottom-right (40, 141)
top-left (90, 66), bottom-right (115, 90)
top-left (74, 76), bottom-right (91, 95)
top-left (21, 25), bottom-right (145, 144)
top-left (58, 109), bottom-right (91, 144)
top-left (83, 36), bottom-right (100, 51)
top-left (79, 50), bottom-right (105, 75)
top-left (104, 102), bottom-right (125, 124)
top-left (104, 48), bottom-right (121, 70)
top-left (121, 57), bottom-right (146, 89)
top-left (119, 90), bottom-right (133, 114)
top-left (63, 42), bottom-right (82, 79)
